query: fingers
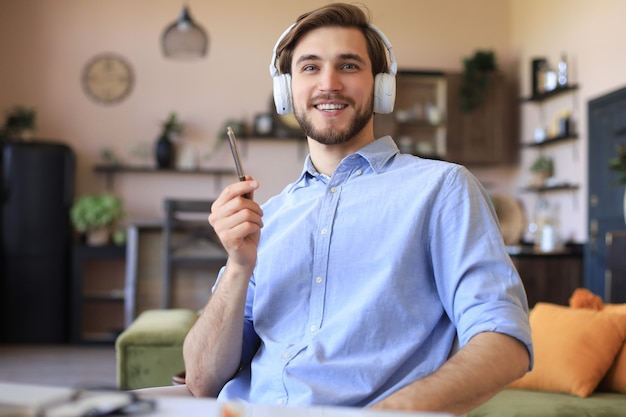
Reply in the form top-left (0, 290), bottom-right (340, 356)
top-left (213, 179), bottom-right (260, 208)
top-left (208, 179), bottom-right (263, 252)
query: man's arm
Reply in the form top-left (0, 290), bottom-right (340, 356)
top-left (371, 331), bottom-right (530, 415)
top-left (183, 179), bottom-right (262, 397)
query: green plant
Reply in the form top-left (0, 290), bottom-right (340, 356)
top-left (460, 50), bottom-right (497, 113)
top-left (160, 112), bottom-right (184, 137)
top-left (609, 144), bottom-right (626, 185)
top-left (70, 193), bottom-right (125, 232)
top-left (529, 155), bottom-right (554, 175)
top-left (1, 105), bottom-right (36, 141)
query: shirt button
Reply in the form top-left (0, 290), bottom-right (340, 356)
top-left (356, 169), bottom-right (362, 176)
top-left (282, 352), bottom-right (290, 359)
top-left (320, 228), bottom-right (328, 235)
top-left (315, 276), bottom-right (323, 284)
top-left (330, 187), bottom-right (337, 193)
top-left (309, 324), bottom-right (317, 332)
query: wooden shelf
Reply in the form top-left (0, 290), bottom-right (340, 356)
top-left (523, 133), bottom-right (579, 148)
top-left (520, 184), bottom-right (579, 193)
top-left (94, 164), bottom-right (235, 176)
top-left (521, 84), bottom-right (579, 103)
top-left (93, 164), bottom-right (236, 189)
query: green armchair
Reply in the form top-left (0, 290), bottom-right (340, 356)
top-left (115, 309), bottom-right (198, 390)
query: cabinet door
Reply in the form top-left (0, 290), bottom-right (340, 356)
top-left (446, 72), bottom-right (517, 165)
top-left (512, 255), bottom-right (583, 307)
top-left (606, 231), bottom-right (626, 303)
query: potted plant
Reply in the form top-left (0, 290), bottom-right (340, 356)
top-left (459, 50), bottom-right (497, 113)
top-left (70, 193), bottom-right (125, 245)
top-left (529, 155), bottom-right (554, 187)
top-left (1, 105), bottom-right (36, 141)
top-left (155, 112), bottom-right (184, 169)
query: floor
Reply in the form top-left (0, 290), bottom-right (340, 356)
top-left (0, 344), bottom-right (117, 389)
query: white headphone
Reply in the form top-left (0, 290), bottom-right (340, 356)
top-left (269, 22), bottom-right (397, 115)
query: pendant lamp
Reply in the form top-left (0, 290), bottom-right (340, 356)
top-left (162, 5), bottom-right (208, 59)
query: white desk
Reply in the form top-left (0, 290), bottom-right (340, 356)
top-left (0, 382), bottom-right (455, 417)
top-left (153, 396), bottom-right (454, 417)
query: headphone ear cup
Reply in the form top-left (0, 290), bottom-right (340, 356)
top-left (273, 73), bottom-right (293, 115)
top-left (373, 73), bottom-right (396, 114)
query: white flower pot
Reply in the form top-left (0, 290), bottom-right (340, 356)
top-left (87, 228), bottom-right (110, 246)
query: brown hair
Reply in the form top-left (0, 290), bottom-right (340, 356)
top-left (275, 3), bottom-right (389, 77)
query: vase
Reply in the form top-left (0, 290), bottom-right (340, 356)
top-left (155, 135), bottom-right (174, 169)
top-left (87, 227), bottom-right (110, 246)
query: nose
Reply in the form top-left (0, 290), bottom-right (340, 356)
top-left (318, 67), bottom-right (343, 92)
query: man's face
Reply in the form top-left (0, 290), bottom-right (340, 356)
top-left (290, 26), bottom-right (375, 145)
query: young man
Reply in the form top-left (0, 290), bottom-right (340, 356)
top-left (183, 3), bottom-right (532, 415)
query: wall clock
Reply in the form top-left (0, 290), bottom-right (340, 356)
top-left (82, 53), bottom-right (134, 105)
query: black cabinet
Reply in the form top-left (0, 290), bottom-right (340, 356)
top-left (0, 141), bottom-right (75, 343)
top-left (606, 231), bottom-right (626, 303)
top-left (511, 248), bottom-right (583, 307)
top-left (71, 244), bottom-right (126, 344)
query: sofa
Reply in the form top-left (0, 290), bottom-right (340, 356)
top-left (116, 301), bottom-right (626, 416)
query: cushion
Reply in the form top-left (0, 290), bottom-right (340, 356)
top-left (599, 304), bottom-right (626, 393)
top-left (469, 389), bottom-right (626, 417)
top-left (508, 302), bottom-right (626, 397)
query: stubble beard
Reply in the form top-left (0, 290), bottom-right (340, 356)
top-left (294, 93), bottom-right (374, 146)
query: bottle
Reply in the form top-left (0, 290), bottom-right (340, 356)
top-left (557, 53), bottom-right (568, 87)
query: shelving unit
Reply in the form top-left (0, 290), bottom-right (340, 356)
top-left (374, 70), bottom-right (447, 159)
top-left (71, 243), bottom-right (127, 344)
top-left (520, 83), bottom-right (581, 195)
top-left (93, 164), bottom-right (236, 189)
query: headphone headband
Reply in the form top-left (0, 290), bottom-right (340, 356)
top-left (269, 21), bottom-right (397, 115)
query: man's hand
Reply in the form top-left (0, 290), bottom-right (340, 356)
top-left (209, 177), bottom-right (263, 272)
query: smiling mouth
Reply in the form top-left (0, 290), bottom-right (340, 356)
top-left (315, 103), bottom-right (348, 111)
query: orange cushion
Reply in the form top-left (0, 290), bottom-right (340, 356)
top-left (508, 302), bottom-right (626, 397)
top-left (599, 304), bottom-right (626, 393)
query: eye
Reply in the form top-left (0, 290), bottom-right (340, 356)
top-left (341, 63), bottom-right (359, 71)
top-left (303, 65), bottom-right (318, 72)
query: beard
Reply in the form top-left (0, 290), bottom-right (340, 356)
top-left (294, 93), bottom-right (374, 145)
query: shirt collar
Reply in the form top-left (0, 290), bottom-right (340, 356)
top-left (288, 136), bottom-right (399, 192)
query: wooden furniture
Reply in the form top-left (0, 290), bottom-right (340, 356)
top-left (446, 72), bottom-right (517, 165)
top-left (71, 243), bottom-right (126, 343)
top-left (160, 199), bottom-right (226, 308)
top-left (374, 70), bottom-right (447, 159)
top-left (605, 230), bottom-right (626, 303)
top-left (510, 247), bottom-right (583, 307)
top-left (375, 70), bottom-right (518, 165)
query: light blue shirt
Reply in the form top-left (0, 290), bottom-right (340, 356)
top-left (217, 136), bottom-right (532, 407)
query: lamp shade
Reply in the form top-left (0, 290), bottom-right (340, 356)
top-left (162, 5), bottom-right (208, 59)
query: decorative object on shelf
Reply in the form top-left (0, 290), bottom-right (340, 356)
top-left (459, 50), bottom-right (497, 113)
top-left (99, 147), bottom-right (122, 166)
top-left (529, 154), bottom-right (554, 187)
top-left (0, 105), bottom-right (36, 142)
top-left (608, 144), bottom-right (626, 224)
top-left (155, 112), bottom-right (184, 169)
top-left (254, 113), bottom-right (274, 136)
top-left (70, 193), bottom-right (125, 246)
top-left (531, 58), bottom-right (548, 98)
top-left (82, 53), bottom-right (134, 105)
top-left (162, 5), bottom-right (208, 59)
top-left (490, 194), bottom-right (526, 246)
top-left (557, 53), bottom-right (568, 87)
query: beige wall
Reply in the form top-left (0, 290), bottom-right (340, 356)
top-left (1, 0), bottom-right (625, 244)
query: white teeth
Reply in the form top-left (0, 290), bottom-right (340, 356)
top-left (316, 103), bottom-right (346, 111)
